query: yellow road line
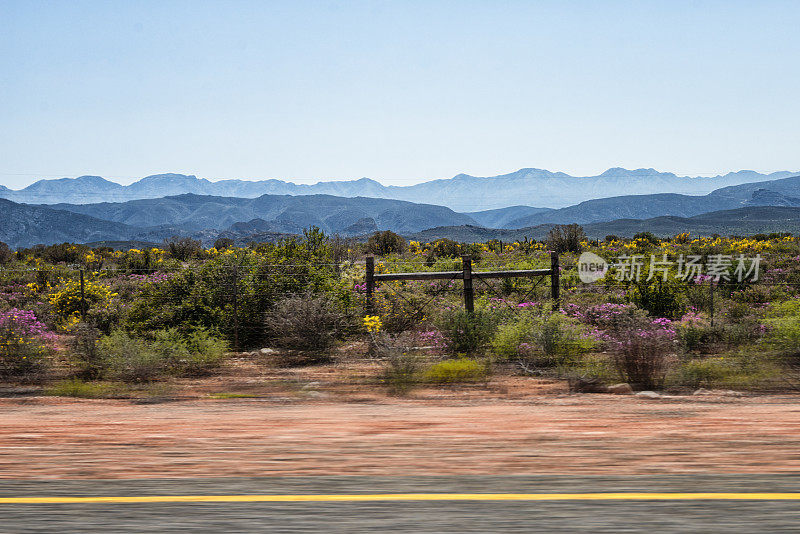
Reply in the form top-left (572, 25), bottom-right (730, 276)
top-left (1, 493), bottom-right (800, 504)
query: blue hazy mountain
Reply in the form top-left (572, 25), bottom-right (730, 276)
top-left (2, 168), bottom-right (796, 210)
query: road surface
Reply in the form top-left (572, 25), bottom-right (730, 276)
top-left (2, 475), bottom-right (799, 532)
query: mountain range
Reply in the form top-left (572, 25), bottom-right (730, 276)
top-left (468, 174), bottom-right (800, 228)
top-left (2, 168), bottom-right (797, 210)
top-left (2, 170), bottom-right (800, 249)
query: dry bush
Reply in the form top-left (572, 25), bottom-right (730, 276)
top-left (264, 293), bottom-right (346, 362)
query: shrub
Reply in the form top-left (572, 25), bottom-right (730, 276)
top-left (603, 318), bottom-right (677, 390)
top-left (376, 334), bottom-right (424, 396)
top-left (765, 300), bottom-right (800, 357)
top-left (96, 328), bottom-right (228, 382)
top-left (165, 236), bottom-right (202, 261)
top-left (0, 241), bottom-right (12, 265)
top-left (492, 312), bottom-right (593, 367)
top-left (173, 328), bottom-right (229, 376)
top-left (45, 379), bottom-right (114, 398)
top-left (546, 224), bottom-right (585, 254)
top-left (429, 239), bottom-right (464, 259)
top-left (213, 237), bottom-right (235, 251)
top-left (670, 353), bottom-right (782, 390)
top-left (68, 322), bottom-right (103, 379)
top-left (676, 311), bottom-right (714, 353)
top-left (423, 358), bottom-right (488, 383)
top-left (629, 279), bottom-right (685, 319)
top-left (0, 308), bottom-right (53, 379)
top-left (436, 309), bottom-right (498, 355)
top-left (48, 279), bottom-right (116, 320)
top-left (366, 231), bottom-right (406, 256)
top-left (99, 331), bottom-right (169, 382)
top-left (124, 244), bottom-right (349, 348)
top-left (632, 231), bottom-right (661, 246)
top-left (264, 293), bottom-right (346, 359)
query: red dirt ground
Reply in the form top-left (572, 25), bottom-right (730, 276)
top-left (2, 388), bottom-right (800, 479)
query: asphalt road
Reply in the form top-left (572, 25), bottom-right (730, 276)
top-left (1, 475), bottom-right (800, 533)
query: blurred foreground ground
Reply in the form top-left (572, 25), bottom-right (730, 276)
top-left (2, 390), bottom-right (800, 478)
top-left (3, 389), bottom-right (800, 532)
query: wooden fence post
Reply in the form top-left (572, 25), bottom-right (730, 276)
top-left (79, 269), bottom-right (86, 321)
top-left (232, 264), bottom-right (239, 352)
top-left (709, 280), bottom-right (714, 327)
top-left (462, 255), bottom-right (474, 313)
top-left (550, 252), bottom-right (560, 311)
top-left (365, 255), bottom-right (375, 314)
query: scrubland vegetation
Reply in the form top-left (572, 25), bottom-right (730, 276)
top-left (1, 227), bottom-right (800, 398)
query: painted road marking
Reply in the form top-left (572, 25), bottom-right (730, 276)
top-left (1, 493), bottom-right (800, 504)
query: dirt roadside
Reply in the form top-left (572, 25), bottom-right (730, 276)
top-left (2, 390), bottom-right (799, 479)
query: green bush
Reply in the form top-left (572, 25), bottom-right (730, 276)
top-left (546, 224), bottom-right (585, 254)
top-left (99, 331), bottom-right (169, 382)
top-left (675, 312), bottom-right (717, 353)
top-left (436, 309), bottom-right (498, 355)
top-left (97, 328), bottom-right (228, 382)
top-left (165, 236), bottom-right (202, 261)
top-left (124, 238), bottom-right (350, 348)
top-left (670, 353), bottom-right (782, 390)
top-left (423, 358), bottom-right (488, 383)
top-left (366, 231), bottom-right (407, 256)
top-left (629, 279), bottom-right (686, 319)
top-left (148, 328), bottom-right (228, 376)
top-left (492, 312), bottom-right (593, 366)
top-left (45, 379), bottom-right (114, 398)
top-left (766, 300), bottom-right (800, 356)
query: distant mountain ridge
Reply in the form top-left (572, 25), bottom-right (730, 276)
top-left (467, 174), bottom-right (800, 228)
top-left (2, 168), bottom-right (796, 210)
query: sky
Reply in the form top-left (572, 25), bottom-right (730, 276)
top-left (1, 0), bottom-right (799, 189)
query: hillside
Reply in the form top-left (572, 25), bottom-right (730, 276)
top-left (0, 199), bottom-right (136, 248)
top-left (408, 206), bottom-right (800, 242)
top-left (45, 193), bottom-right (477, 236)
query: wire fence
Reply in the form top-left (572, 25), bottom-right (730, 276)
top-left (1, 252), bottom-right (798, 351)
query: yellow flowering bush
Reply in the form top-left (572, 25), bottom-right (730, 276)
top-left (48, 279), bottom-right (117, 320)
top-left (363, 315), bottom-right (383, 333)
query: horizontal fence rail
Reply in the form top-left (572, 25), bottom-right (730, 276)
top-left (365, 253), bottom-right (560, 313)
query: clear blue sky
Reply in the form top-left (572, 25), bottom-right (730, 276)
top-left (1, 0), bottom-right (799, 188)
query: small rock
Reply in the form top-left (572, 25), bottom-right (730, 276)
top-left (301, 382), bottom-right (321, 390)
top-left (570, 378), bottom-right (607, 393)
top-left (260, 348), bottom-right (278, 355)
top-left (302, 391), bottom-right (330, 399)
top-left (635, 391), bottom-right (661, 399)
top-left (607, 383), bottom-right (634, 395)
top-left (693, 388), bottom-right (744, 397)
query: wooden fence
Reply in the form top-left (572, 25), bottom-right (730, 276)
top-left (365, 252), bottom-right (560, 313)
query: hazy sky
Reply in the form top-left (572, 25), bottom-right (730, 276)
top-left (1, 0), bottom-right (799, 188)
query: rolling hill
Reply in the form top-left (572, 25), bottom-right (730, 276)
top-left (0, 199), bottom-right (136, 248)
top-left (408, 206), bottom-right (800, 242)
top-left (44, 193), bottom-right (477, 236)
